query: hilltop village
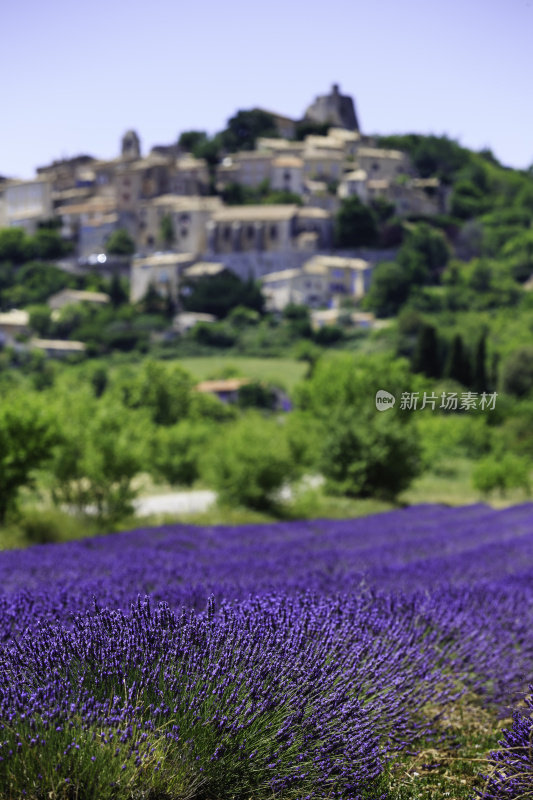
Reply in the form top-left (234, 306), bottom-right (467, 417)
top-left (0, 85), bottom-right (450, 338)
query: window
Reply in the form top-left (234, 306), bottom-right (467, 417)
top-left (247, 225), bottom-right (254, 238)
top-left (270, 225), bottom-right (277, 239)
top-left (372, 163), bottom-right (379, 172)
top-left (223, 226), bottom-right (231, 242)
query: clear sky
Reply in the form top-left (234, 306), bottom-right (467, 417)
top-left (2, 0), bottom-right (532, 179)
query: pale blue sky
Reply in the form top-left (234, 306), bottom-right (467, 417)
top-left (2, 0), bottom-right (532, 179)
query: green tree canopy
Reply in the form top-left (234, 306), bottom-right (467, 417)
top-left (106, 228), bottom-right (135, 256)
top-left (181, 271), bottom-right (264, 318)
top-left (334, 196), bottom-right (378, 248)
top-left (178, 130), bottom-right (209, 152)
top-left (364, 261), bottom-right (411, 318)
top-left (0, 397), bottom-right (59, 522)
top-left (201, 413), bottom-right (296, 510)
top-left (220, 109), bottom-right (279, 152)
top-left (159, 214), bottom-right (175, 248)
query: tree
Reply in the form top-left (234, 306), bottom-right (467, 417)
top-left (412, 323), bottom-right (442, 378)
top-left (119, 360), bottom-right (194, 425)
top-left (0, 228), bottom-right (30, 264)
top-left (31, 228), bottom-right (68, 260)
top-left (502, 347), bottom-right (533, 398)
top-left (0, 399), bottom-right (59, 522)
top-left (108, 272), bottom-right (129, 308)
top-left (472, 453), bottom-right (531, 498)
top-left (181, 271), bottom-right (264, 318)
top-left (51, 400), bottom-right (143, 522)
top-left (159, 214), bottom-right (175, 248)
top-left (201, 413), bottom-right (296, 510)
top-left (319, 408), bottom-right (422, 500)
top-left (149, 421), bottom-right (213, 486)
top-left (294, 353), bottom-right (422, 499)
top-left (334, 196), bottom-right (378, 247)
top-left (106, 228), bottom-right (135, 256)
top-left (220, 109), bottom-right (279, 152)
top-left (397, 223), bottom-right (451, 284)
top-left (178, 130), bottom-right (208, 152)
top-left (293, 120), bottom-right (330, 141)
top-left (473, 330), bottom-right (489, 393)
top-left (365, 261), bottom-right (411, 318)
top-left (444, 334), bottom-right (471, 387)
top-left (28, 304), bottom-right (53, 337)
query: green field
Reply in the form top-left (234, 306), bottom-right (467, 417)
top-left (170, 356), bottom-right (309, 391)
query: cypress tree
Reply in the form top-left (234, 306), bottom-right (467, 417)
top-left (412, 323), bottom-right (441, 378)
top-left (473, 330), bottom-right (488, 393)
top-left (445, 333), bottom-right (471, 386)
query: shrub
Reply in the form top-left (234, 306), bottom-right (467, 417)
top-left (319, 409), bottom-right (422, 500)
top-left (201, 413), bottom-right (297, 510)
top-left (472, 453), bottom-right (531, 497)
top-left (149, 421), bottom-right (213, 486)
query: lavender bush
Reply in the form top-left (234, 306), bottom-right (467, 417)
top-left (1, 503), bottom-right (533, 798)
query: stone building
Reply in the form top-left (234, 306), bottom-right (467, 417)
top-left (206, 204), bottom-right (332, 255)
top-left (304, 84), bottom-right (360, 132)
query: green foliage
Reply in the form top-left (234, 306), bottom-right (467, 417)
top-left (473, 330), bottom-right (489, 393)
top-left (0, 227), bottom-right (31, 263)
top-left (108, 273), bottom-right (129, 307)
top-left (220, 108), bottom-right (279, 152)
top-left (31, 227), bottom-right (70, 259)
top-left (444, 334), bottom-right (471, 386)
top-left (192, 321), bottom-right (237, 348)
top-left (375, 134), bottom-right (471, 183)
top-left (201, 413), bottom-right (296, 510)
top-left (178, 130), bottom-right (208, 152)
top-left (398, 222), bottom-right (451, 283)
top-left (0, 397), bottom-right (59, 522)
top-left (28, 304), bottom-right (53, 336)
top-left (293, 120), bottom-right (330, 140)
top-left (320, 408), bottom-right (422, 499)
top-left (314, 324), bottom-right (344, 346)
top-left (334, 196), bottom-right (378, 247)
top-left (283, 304), bottom-right (313, 338)
top-left (106, 228), bottom-right (135, 256)
top-left (1, 261), bottom-right (75, 310)
top-left (89, 365), bottom-right (109, 398)
top-left (295, 353), bottom-right (422, 498)
top-left (51, 397), bottom-right (144, 521)
top-left (118, 360), bottom-right (194, 425)
top-left (181, 271), bottom-right (264, 318)
top-left (148, 420), bottom-right (213, 486)
top-left (472, 452), bottom-right (531, 497)
top-left (501, 346), bottom-right (533, 397)
top-left (237, 380), bottom-right (277, 410)
top-left (221, 180), bottom-right (302, 206)
top-left (159, 213), bottom-right (175, 247)
top-left (412, 323), bottom-right (442, 378)
top-left (365, 261), bottom-right (411, 318)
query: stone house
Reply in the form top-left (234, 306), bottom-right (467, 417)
top-left (3, 178), bottom-right (53, 232)
top-left (270, 156), bottom-right (304, 195)
top-left (261, 266), bottom-right (330, 311)
top-left (206, 205), bottom-right (332, 255)
top-left (137, 195), bottom-right (223, 253)
top-left (130, 252), bottom-right (196, 304)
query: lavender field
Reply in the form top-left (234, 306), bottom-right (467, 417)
top-left (1, 503), bottom-right (533, 799)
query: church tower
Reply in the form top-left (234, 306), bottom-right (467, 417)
top-left (121, 130), bottom-right (141, 160)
